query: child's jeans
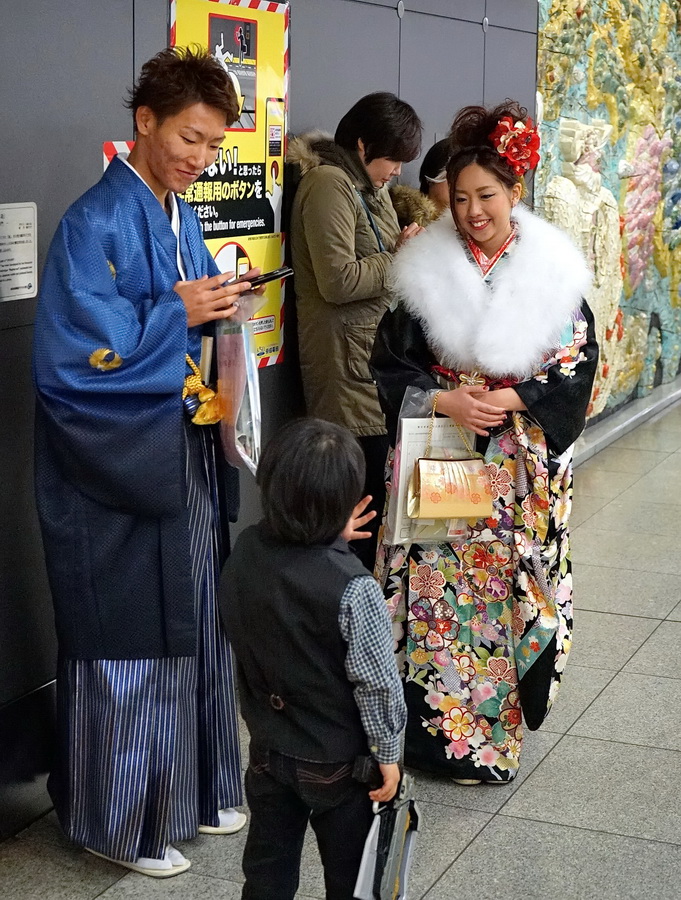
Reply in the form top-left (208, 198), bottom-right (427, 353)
top-left (242, 745), bottom-right (374, 900)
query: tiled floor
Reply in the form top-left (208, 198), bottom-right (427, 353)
top-left (3, 402), bottom-right (681, 899)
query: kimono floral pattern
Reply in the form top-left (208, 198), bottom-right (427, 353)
top-left (535, 316), bottom-right (590, 382)
top-left (378, 419), bottom-right (575, 780)
top-left (376, 309), bottom-right (589, 782)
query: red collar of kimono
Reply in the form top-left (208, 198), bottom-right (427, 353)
top-left (466, 226), bottom-right (517, 276)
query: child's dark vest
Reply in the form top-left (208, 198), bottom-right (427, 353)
top-left (221, 523), bottom-right (370, 762)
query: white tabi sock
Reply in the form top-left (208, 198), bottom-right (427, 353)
top-left (217, 808), bottom-right (242, 828)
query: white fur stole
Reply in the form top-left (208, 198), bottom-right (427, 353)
top-left (389, 204), bottom-right (592, 379)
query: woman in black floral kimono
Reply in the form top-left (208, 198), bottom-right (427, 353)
top-left (370, 101), bottom-right (598, 783)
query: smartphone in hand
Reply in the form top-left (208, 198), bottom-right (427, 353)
top-left (238, 266), bottom-right (293, 288)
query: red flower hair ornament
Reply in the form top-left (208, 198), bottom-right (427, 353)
top-left (488, 116), bottom-right (541, 176)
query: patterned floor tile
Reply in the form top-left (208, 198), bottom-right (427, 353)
top-left (569, 671), bottom-right (681, 751)
top-left (571, 526), bottom-right (681, 576)
top-left (571, 467), bottom-right (641, 501)
top-left (623, 620), bottom-right (681, 677)
top-left (544, 664), bottom-right (615, 733)
top-left (0, 835), bottom-right (125, 900)
top-left (582, 497), bottom-right (681, 538)
top-left (96, 871), bottom-right (243, 899)
top-left (568, 610), bottom-right (659, 670)
top-left (502, 734), bottom-right (681, 844)
top-left (573, 563), bottom-right (680, 619)
top-left (422, 817), bottom-right (681, 900)
top-left (578, 445), bottom-right (669, 474)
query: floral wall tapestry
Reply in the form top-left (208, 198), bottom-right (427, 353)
top-left (536, 0), bottom-right (681, 418)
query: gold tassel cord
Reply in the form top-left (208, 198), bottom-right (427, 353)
top-left (183, 354), bottom-right (225, 424)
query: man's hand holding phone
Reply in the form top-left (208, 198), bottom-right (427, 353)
top-left (174, 268), bottom-right (263, 327)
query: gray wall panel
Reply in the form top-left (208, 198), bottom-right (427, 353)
top-left (404, 0), bottom-right (484, 23)
top-left (0, 0), bottom-right (134, 280)
top-left (342, 0), bottom-right (398, 7)
top-left (133, 0), bottom-right (170, 78)
top-left (0, 0), bottom-right (141, 835)
top-left (0, 682), bottom-right (56, 840)
top-left (288, 0), bottom-right (400, 134)
top-left (399, 11), bottom-right (484, 186)
top-left (483, 25), bottom-right (537, 117)
top-left (0, 327), bottom-right (55, 706)
top-left (486, 0), bottom-right (538, 33)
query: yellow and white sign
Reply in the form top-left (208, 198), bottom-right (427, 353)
top-left (172, 0), bottom-right (290, 367)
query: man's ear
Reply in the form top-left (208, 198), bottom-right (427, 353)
top-left (135, 106), bottom-right (156, 136)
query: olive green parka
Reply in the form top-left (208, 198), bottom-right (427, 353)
top-left (288, 132), bottom-right (402, 436)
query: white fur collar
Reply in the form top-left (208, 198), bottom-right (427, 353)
top-left (390, 204), bottom-right (592, 378)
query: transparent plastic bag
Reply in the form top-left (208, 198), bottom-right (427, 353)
top-left (216, 292), bottom-right (263, 475)
top-left (384, 386), bottom-right (477, 546)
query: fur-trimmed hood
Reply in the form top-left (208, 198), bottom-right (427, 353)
top-left (287, 130), bottom-right (372, 190)
top-left (287, 130), bottom-right (337, 173)
top-left (389, 184), bottom-right (441, 229)
top-left (390, 204), bottom-right (592, 379)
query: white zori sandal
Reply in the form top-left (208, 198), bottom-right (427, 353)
top-left (86, 844), bottom-right (191, 877)
top-left (198, 807), bottom-right (247, 835)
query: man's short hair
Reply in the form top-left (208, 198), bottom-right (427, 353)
top-left (334, 92), bottom-right (422, 164)
top-left (256, 418), bottom-right (365, 545)
top-left (126, 45), bottom-right (239, 126)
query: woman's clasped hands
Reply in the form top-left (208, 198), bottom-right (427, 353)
top-left (436, 384), bottom-right (507, 436)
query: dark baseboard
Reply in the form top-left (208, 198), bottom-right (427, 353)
top-left (0, 681), bottom-right (56, 839)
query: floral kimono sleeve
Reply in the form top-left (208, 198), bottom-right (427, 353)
top-left (514, 300), bottom-right (598, 455)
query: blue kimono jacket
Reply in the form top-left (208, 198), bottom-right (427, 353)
top-left (33, 157), bottom-right (235, 660)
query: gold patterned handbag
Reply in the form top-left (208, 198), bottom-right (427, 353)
top-left (407, 393), bottom-right (493, 520)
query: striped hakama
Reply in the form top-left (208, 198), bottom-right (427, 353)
top-left (50, 423), bottom-right (242, 862)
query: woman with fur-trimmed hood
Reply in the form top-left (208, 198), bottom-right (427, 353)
top-left (289, 93), bottom-right (423, 569)
top-left (370, 102), bottom-right (598, 782)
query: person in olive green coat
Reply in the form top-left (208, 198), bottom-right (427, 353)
top-left (288, 93), bottom-right (423, 569)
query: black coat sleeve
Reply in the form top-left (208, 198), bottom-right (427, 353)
top-left (514, 300), bottom-right (599, 456)
top-left (370, 304), bottom-right (441, 443)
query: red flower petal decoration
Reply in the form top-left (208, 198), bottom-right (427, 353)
top-left (489, 116), bottom-right (541, 176)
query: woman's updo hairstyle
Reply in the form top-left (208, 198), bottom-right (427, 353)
top-left (446, 100), bottom-right (531, 205)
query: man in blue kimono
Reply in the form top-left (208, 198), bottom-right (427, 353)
top-left (33, 47), bottom-right (260, 878)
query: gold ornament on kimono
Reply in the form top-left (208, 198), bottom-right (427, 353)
top-left (182, 354), bottom-right (225, 425)
top-left (89, 348), bottom-right (123, 371)
top-left (457, 371), bottom-right (486, 387)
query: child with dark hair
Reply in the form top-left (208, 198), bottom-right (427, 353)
top-left (220, 418), bottom-right (406, 900)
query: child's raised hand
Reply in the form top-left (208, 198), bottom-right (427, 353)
top-left (369, 762), bottom-right (401, 803)
top-left (341, 495), bottom-right (377, 542)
